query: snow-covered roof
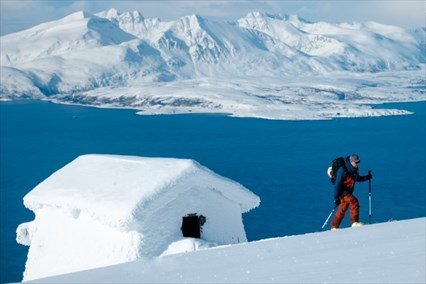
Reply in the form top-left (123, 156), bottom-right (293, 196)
top-left (23, 154), bottom-right (260, 228)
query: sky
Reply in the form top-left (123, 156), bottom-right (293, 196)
top-left (0, 1), bottom-right (425, 36)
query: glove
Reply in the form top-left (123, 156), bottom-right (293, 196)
top-left (334, 198), bottom-right (341, 206)
top-left (366, 173), bottom-right (373, 180)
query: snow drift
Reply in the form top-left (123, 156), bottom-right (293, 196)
top-left (17, 154), bottom-right (260, 281)
top-left (1, 9), bottom-right (425, 119)
top-left (28, 217), bottom-right (425, 283)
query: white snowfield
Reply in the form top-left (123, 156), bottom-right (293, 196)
top-left (17, 155), bottom-right (260, 281)
top-left (1, 9), bottom-right (425, 119)
top-left (28, 218), bottom-right (426, 283)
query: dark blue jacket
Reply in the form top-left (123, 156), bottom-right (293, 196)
top-left (334, 156), bottom-right (369, 200)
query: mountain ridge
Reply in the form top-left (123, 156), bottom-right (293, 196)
top-left (1, 9), bottom-right (425, 120)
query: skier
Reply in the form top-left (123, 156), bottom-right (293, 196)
top-left (331, 154), bottom-right (372, 230)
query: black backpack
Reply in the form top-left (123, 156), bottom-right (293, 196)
top-left (328, 157), bottom-right (347, 184)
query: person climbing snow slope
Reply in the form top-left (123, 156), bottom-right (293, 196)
top-left (331, 154), bottom-right (372, 230)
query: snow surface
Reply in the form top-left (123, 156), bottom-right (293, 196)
top-left (1, 9), bottom-right (425, 120)
top-left (24, 154), bottom-right (259, 226)
top-left (160, 238), bottom-right (218, 257)
top-left (28, 217), bottom-right (426, 283)
top-left (51, 70), bottom-right (424, 120)
top-left (17, 154), bottom-right (259, 281)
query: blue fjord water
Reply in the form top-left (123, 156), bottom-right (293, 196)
top-left (1, 101), bottom-right (425, 283)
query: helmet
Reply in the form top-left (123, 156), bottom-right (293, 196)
top-left (327, 166), bottom-right (333, 178)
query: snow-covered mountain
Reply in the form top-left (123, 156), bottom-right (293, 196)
top-left (1, 9), bottom-right (425, 119)
top-left (27, 218), bottom-right (426, 283)
top-left (1, 11), bottom-right (135, 66)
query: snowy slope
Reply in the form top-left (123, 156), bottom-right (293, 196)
top-left (29, 218), bottom-right (426, 283)
top-left (238, 12), bottom-right (422, 70)
top-left (1, 9), bottom-right (425, 119)
top-left (51, 70), bottom-right (424, 120)
top-left (1, 11), bottom-right (135, 66)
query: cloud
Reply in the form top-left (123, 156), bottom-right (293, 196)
top-left (1, 1), bottom-right (73, 35)
top-left (63, 1), bottom-right (275, 21)
top-left (269, 1), bottom-right (425, 28)
top-left (372, 1), bottom-right (425, 27)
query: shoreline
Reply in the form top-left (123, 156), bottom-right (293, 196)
top-left (2, 98), bottom-right (425, 122)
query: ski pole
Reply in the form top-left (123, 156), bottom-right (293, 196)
top-left (321, 206), bottom-right (337, 230)
top-left (368, 170), bottom-right (372, 224)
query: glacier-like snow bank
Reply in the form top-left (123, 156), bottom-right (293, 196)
top-left (18, 206), bottom-right (142, 281)
top-left (17, 154), bottom-right (259, 281)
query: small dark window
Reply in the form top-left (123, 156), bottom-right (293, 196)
top-left (181, 213), bottom-right (206, 238)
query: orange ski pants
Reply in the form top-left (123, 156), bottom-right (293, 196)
top-left (331, 194), bottom-right (360, 228)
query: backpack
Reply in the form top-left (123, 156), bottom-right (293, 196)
top-left (327, 157), bottom-right (347, 184)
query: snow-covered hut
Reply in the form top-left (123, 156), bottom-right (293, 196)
top-left (16, 154), bottom-right (260, 281)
